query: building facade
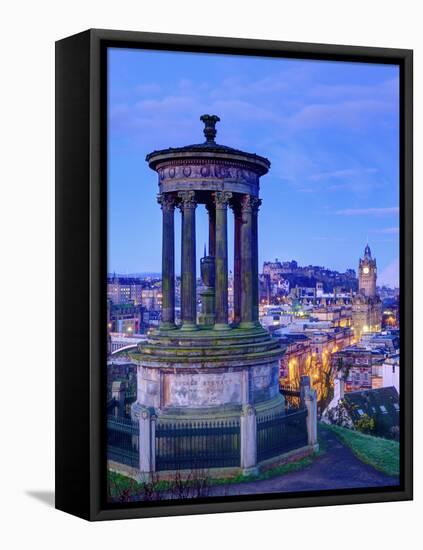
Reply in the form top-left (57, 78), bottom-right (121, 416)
top-left (107, 300), bottom-right (145, 334)
top-left (382, 354), bottom-right (400, 393)
top-left (107, 275), bottom-right (144, 305)
top-left (331, 345), bottom-right (386, 393)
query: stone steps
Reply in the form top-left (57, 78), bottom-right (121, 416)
top-left (146, 326), bottom-right (276, 348)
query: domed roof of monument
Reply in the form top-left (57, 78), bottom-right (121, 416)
top-left (146, 115), bottom-right (271, 175)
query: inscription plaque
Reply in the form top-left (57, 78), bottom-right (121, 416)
top-left (163, 372), bottom-right (243, 408)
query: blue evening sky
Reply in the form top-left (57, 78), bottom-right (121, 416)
top-left (108, 48), bottom-right (399, 287)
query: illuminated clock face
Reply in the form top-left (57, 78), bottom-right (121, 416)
top-left (362, 266), bottom-right (370, 274)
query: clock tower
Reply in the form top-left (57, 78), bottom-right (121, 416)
top-left (358, 244), bottom-right (377, 298)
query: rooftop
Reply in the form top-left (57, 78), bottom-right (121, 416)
top-left (343, 386), bottom-right (399, 439)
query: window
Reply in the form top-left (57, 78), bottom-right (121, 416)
top-left (380, 405), bottom-right (388, 414)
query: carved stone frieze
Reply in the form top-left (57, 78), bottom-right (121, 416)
top-left (157, 161), bottom-right (259, 185)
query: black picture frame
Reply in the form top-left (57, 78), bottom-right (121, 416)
top-left (55, 28), bottom-right (413, 521)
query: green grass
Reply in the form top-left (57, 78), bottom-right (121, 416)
top-left (320, 423), bottom-right (399, 477)
top-left (211, 453), bottom-right (319, 486)
top-left (108, 471), bottom-right (173, 500)
top-left (107, 448), bottom-right (321, 498)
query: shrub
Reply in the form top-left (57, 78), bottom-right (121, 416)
top-left (355, 413), bottom-right (376, 435)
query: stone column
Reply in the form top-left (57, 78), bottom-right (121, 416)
top-left (158, 193), bottom-right (176, 330)
top-left (111, 380), bottom-right (125, 418)
top-left (305, 389), bottom-right (319, 450)
top-left (239, 195), bottom-right (254, 328)
top-left (178, 191), bottom-right (198, 330)
top-left (300, 375), bottom-right (311, 407)
top-left (206, 202), bottom-right (216, 257)
top-left (199, 255), bottom-right (215, 326)
top-left (132, 404), bottom-right (156, 476)
top-left (299, 375), bottom-right (318, 449)
top-left (232, 202), bottom-right (242, 325)
top-left (150, 412), bottom-right (157, 473)
top-left (214, 191), bottom-right (232, 330)
top-left (251, 198), bottom-right (262, 325)
top-left (240, 404), bottom-right (258, 474)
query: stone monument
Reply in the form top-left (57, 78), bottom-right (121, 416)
top-left (130, 115), bottom-right (295, 477)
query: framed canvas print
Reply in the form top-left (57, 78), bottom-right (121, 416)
top-left (55, 29), bottom-right (413, 521)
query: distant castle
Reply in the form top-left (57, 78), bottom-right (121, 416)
top-left (261, 259), bottom-right (357, 293)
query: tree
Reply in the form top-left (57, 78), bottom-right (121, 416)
top-left (354, 413), bottom-right (375, 434)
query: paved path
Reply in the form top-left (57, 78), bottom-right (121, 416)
top-left (209, 427), bottom-right (399, 497)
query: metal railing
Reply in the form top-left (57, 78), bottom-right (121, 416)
top-left (107, 408), bottom-right (309, 472)
top-left (107, 416), bottom-right (139, 468)
top-left (279, 384), bottom-right (301, 395)
top-left (280, 384), bottom-right (301, 409)
top-left (257, 408), bottom-right (308, 462)
top-left (155, 419), bottom-right (240, 471)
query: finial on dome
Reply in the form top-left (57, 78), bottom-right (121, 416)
top-left (200, 114), bottom-right (220, 143)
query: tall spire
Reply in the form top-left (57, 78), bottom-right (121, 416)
top-left (364, 243), bottom-right (371, 259)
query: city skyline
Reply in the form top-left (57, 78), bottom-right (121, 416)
top-left (108, 48), bottom-right (400, 287)
top-left (106, 251), bottom-right (398, 290)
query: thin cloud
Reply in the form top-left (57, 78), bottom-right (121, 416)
top-left (335, 207), bottom-right (399, 216)
top-left (311, 235), bottom-right (346, 242)
top-left (378, 257), bottom-right (400, 287)
top-left (374, 227), bottom-right (400, 234)
top-left (309, 167), bottom-right (378, 181)
top-left (135, 83), bottom-right (162, 95)
top-left (308, 78), bottom-right (399, 101)
top-left (289, 99), bottom-right (396, 130)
